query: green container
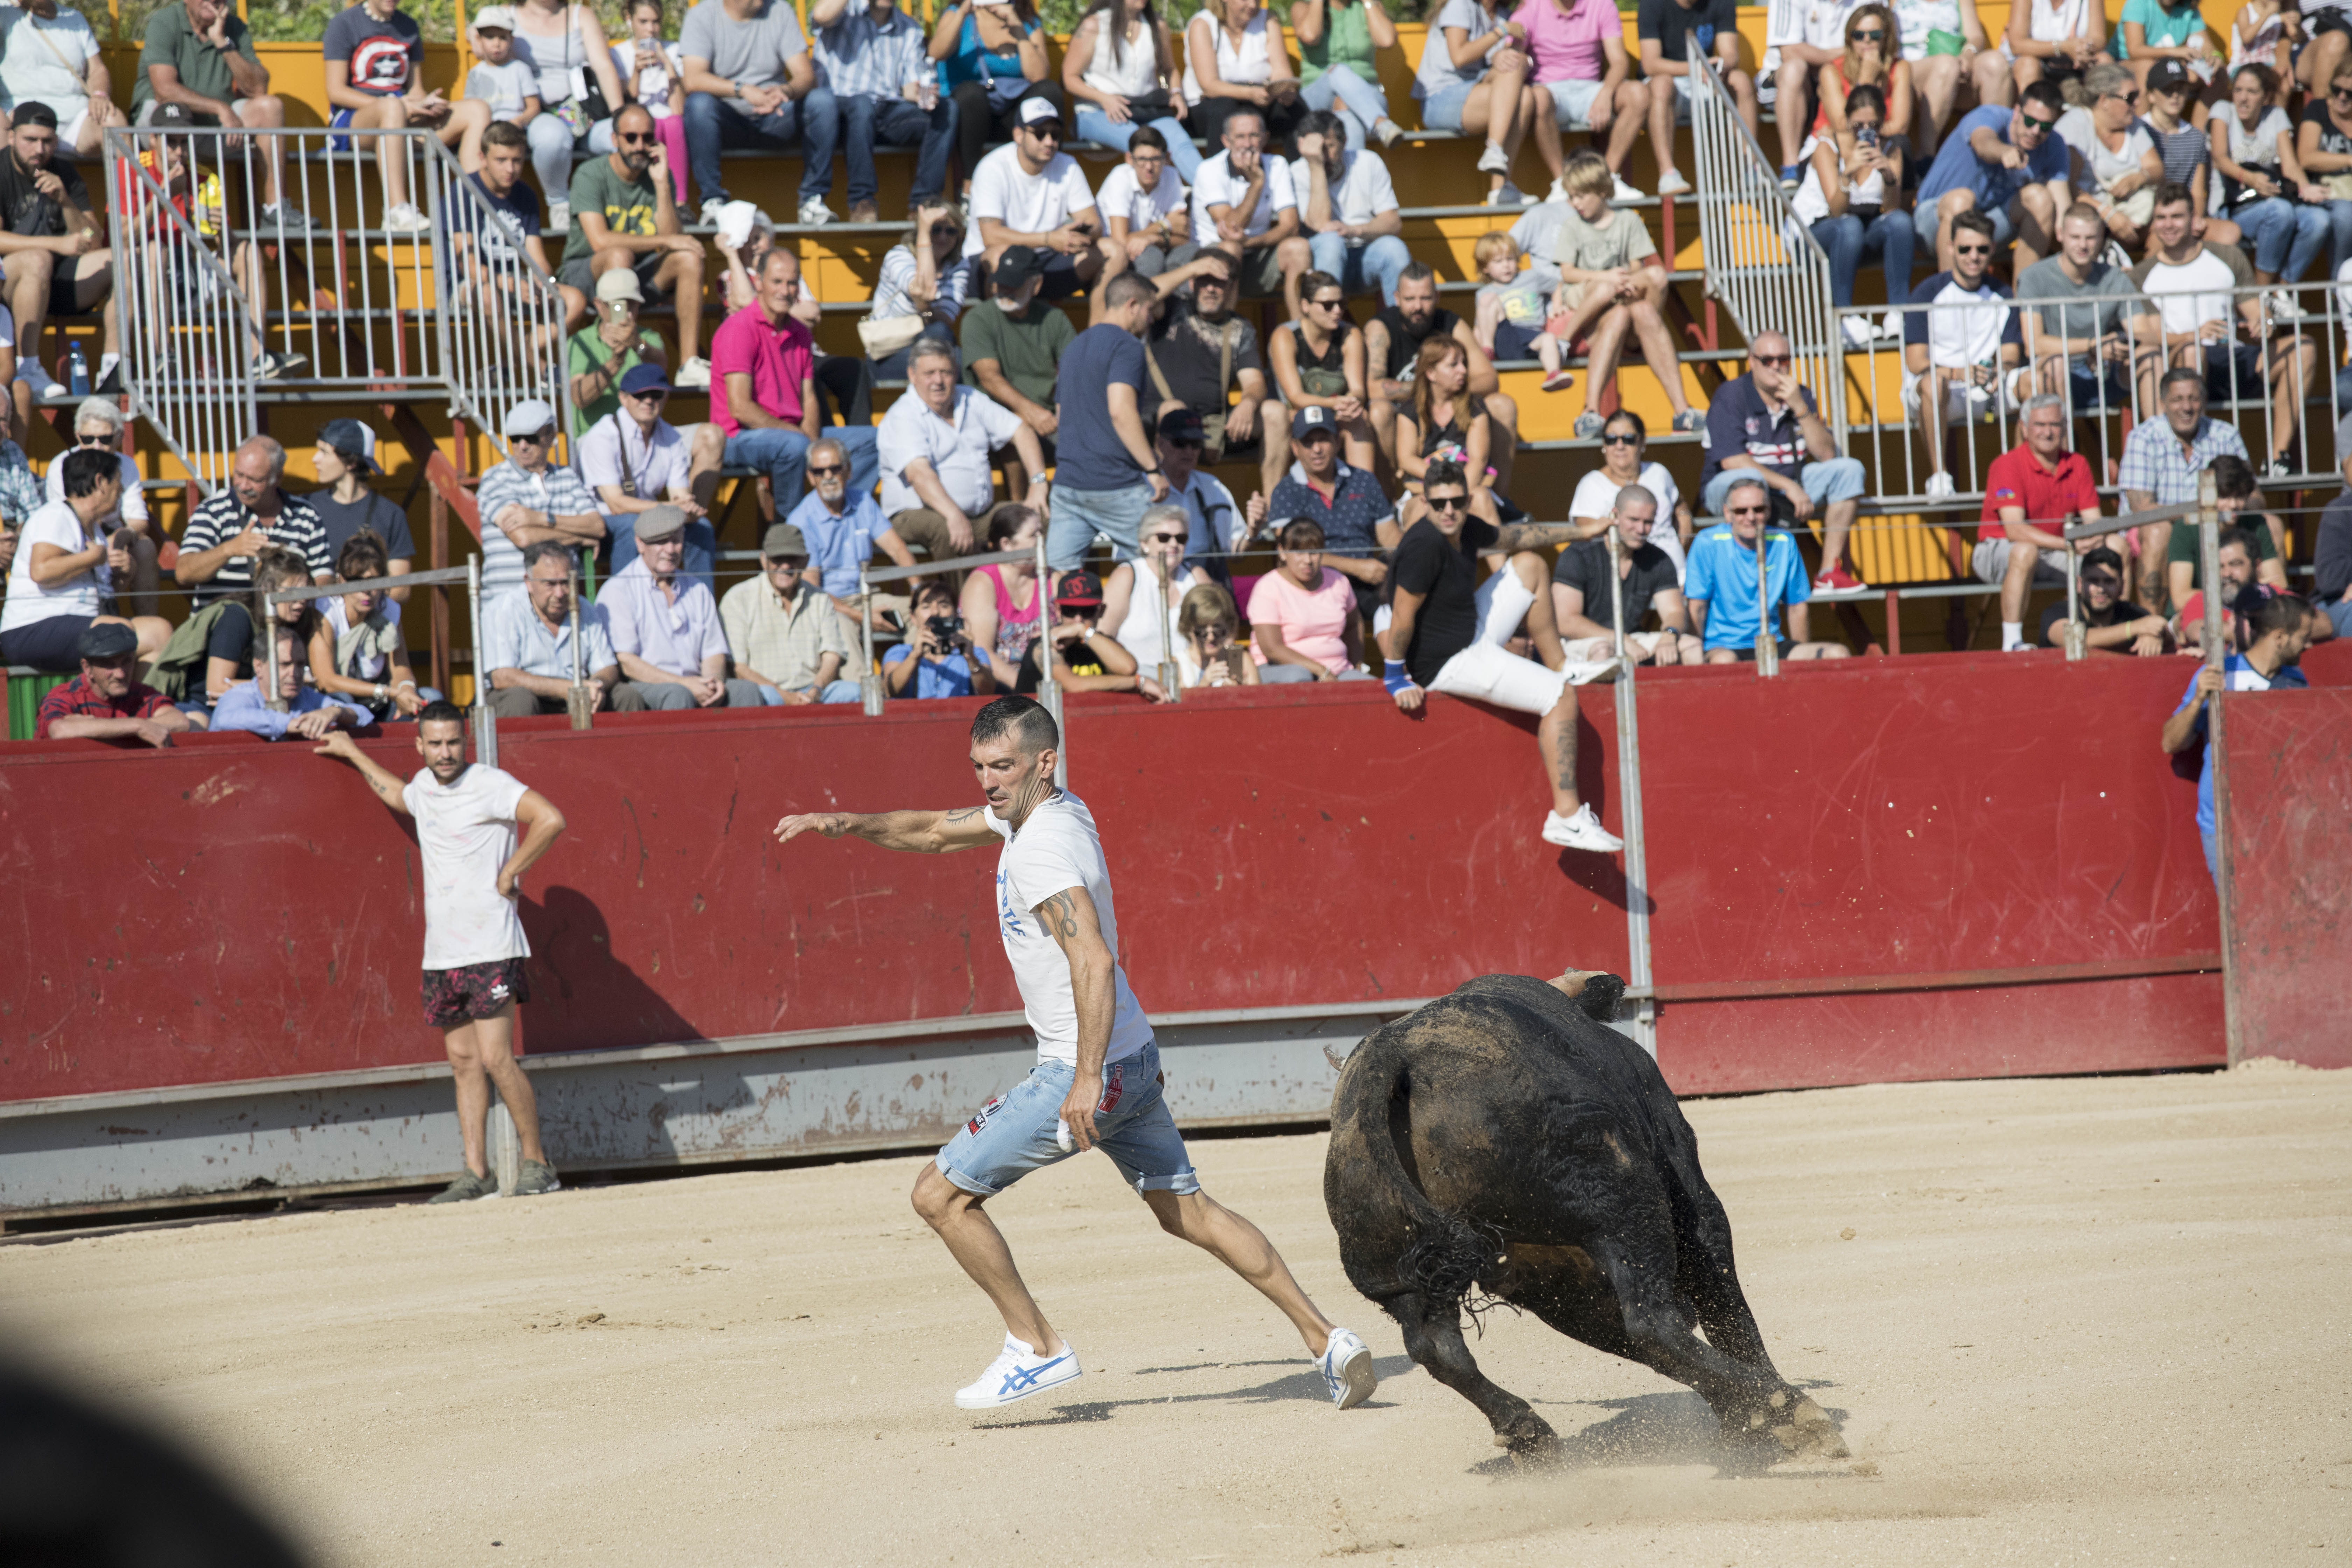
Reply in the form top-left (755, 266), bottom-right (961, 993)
top-left (7, 671), bottom-right (68, 741)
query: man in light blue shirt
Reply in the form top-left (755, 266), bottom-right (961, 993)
top-left (210, 625), bottom-right (372, 738)
top-left (600, 505), bottom-right (766, 709)
top-left (1682, 477), bottom-right (1851, 663)
top-left (786, 433), bottom-right (917, 629)
top-left (2160, 589), bottom-right (2312, 884)
top-left (483, 539), bottom-right (621, 717)
top-left (811, 0), bottom-right (952, 222)
top-left (1913, 80), bottom-right (2072, 273)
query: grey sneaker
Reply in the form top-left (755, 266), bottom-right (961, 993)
top-left (427, 1170), bottom-right (500, 1204)
top-left (1573, 411), bottom-right (1605, 440)
top-left (512, 1158), bottom-right (563, 1197)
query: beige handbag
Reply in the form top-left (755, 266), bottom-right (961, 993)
top-left (858, 315), bottom-right (927, 358)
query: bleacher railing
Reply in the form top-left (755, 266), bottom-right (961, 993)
top-left (1685, 58), bottom-right (1847, 440)
top-left (1840, 277), bottom-right (2348, 504)
top-left (102, 125), bottom-right (568, 491)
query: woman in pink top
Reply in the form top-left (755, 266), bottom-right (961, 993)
top-left (1516, 0), bottom-right (1649, 203)
top-left (1251, 518), bottom-right (1374, 681)
top-left (960, 504), bottom-right (1046, 688)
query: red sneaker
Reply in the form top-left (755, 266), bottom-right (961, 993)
top-left (1814, 565), bottom-right (1867, 593)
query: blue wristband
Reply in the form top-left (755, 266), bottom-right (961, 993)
top-left (1382, 659), bottom-right (1413, 695)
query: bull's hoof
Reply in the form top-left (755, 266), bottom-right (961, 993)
top-left (1489, 1412), bottom-right (1561, 1465)
top-left (1760, 1397), bottom-right (1850, 1462)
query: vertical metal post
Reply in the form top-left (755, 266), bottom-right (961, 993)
top-left (256, 586), bottom-right (286, 713)
top-left (859, 561), bottom-right (884, 715)
top-left (469, 556), bottom-right (497, 767)
top-left (566, 572), bottom-right (593, 729)
top-left (1156, 548), bottom-right (1181, 700)
top-left (2195, 470), bottom-right (2242, 1063)
top-left (1753, 521), bottom-right (1780, 677)
top-left (2063, 527), bottom-right (2085, 661)
top-left (1605, 522), bottom-right (1655, 1054)
top-left (1035, 530), bottom-right (1066, 788)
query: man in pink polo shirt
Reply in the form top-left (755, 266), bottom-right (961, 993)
top-left (1517, 0), bottom-right (1648, 203)
top-left (707, 247), bottom-right (878, 514)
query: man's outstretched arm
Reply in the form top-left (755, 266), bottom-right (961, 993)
top-left (315, 731), bottom-right (412, 816)
top-left (774, 806), bottom-right (1000, 854)
top-left (1035, 883), bottom-right (1117, 1152)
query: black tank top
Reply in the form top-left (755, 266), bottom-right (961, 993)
top-left (1286, 318), bottom-right (1350, 378)
top-left (1374, 305), bottom-right (1463, 380)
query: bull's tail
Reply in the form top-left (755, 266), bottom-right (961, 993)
top-left (1327, 1027), bottom-right (1490, 1312)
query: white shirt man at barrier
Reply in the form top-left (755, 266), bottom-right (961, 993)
top-left (316, 705), bottom-right (569, 1204)
top-left (774, 695), bottom-right (1377, 1414)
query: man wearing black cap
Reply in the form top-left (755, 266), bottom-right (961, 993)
top-left (34, 620), bottom-right (196, 743)
top-left (0, 100), bottom-right (118, 405)
top-left (1265, 403), bottom-right (1394, 620)
top-left (2037, 545), bottom-right (2170, 654)
top-left (964, 93), bottom-right (1106, 299)
top-left (961, 243), bottom-right (1074, 497)
top-left (1014, 569), bottom-right (1162, 698)
top-left (309, 418), bottom-right (416, 604)
top-left (580, 361), bottom-right (723, 592)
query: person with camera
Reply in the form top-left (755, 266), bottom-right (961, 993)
top-left (884, 578), bottom-right (993, 698)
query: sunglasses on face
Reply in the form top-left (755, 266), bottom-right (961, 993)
top-left (1955, 242), bottom-right (1993, 255)
top-left (2107, 90), bottom-right (2140, 105)
top-left (625, 388), bottom-right (668, 402)
top-left (1169, 438), bottom-right (1204, 451)
top-left (1601, 432), bottom-right (1640, 447)
top-left (766, 558), bottom-right (805, 573)
top-left (77, 432), bottom-right (112, 446)
top-left (806, 463), bottom-right (846, 477)
top-left (1753, 353), bottom-right (1792, 367)
top-left (617, 131), bottom-right (654, 145)
top-left (2333, 85), bottom-right (2352, 100)
top-left (1427, 495), bottom-right (1469, 512)
top-left (2023, 113), bottom-right (2059, 131)
top-left (1310, 296), bottom-right (1344, 311)
top-left (1728, 506), bottom-right (1770, 518)
top-left (1850, 26), bottom-right (1884, 40)
top-left (1146, 532), bottom-right (1186, 544)
top-left (513, 430), bottom-right (553, 446)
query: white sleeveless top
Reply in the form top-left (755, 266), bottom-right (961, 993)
top-left (1085, 14), bottom-right (1165, 98)
top-left (2021, 0), bottom-right (2086, 43)
top-left (1112, 562), bottom-right (1200, 668)
top-left (1184, 12), bottom-right (1274, 106)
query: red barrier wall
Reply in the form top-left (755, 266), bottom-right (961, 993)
top-left (2220, 684), bottom-right (2352, 1070)
top-left (5, 646), bottom-right (2343, 1107)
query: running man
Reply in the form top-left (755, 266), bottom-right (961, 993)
top-left (775, 695), bottom-right (1376, 1413)
top-left (316, 702), bottom-right (568, 1203)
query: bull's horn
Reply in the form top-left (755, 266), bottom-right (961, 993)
top-left (1547, 970), bottom-right (1605, 998)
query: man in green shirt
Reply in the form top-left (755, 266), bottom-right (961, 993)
top-left (958, 246), bottom-right (1072, 495)
top-left (566, 268), bottom-right (670, 435)
top-left (559, 103), bottom-right (709, 388)
top-left (132, 0), bottom-right (302, 230)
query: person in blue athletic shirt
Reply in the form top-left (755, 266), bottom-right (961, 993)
top-left (2160, 588), bottom-right (2311, 884)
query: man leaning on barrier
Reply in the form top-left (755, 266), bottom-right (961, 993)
top-left (2162, 591), bottom-right (2313, 886)
top-left (34, 620), bottom-right (196, 744)
top-left (484, 540), bottom-right (620, 719)
top-left (2038, 544), bottom-right (2169, 655)
top-left (875, 335), bottom-right (1048, 575)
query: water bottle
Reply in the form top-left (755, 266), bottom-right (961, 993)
top-left (66, 341), bottom-right (87, 398)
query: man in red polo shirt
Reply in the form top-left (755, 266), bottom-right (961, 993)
top-left (36, 621), bottom-right (197, 743)
top-left (707, 246), bottom-right (876, 516)
top-left (1977, 392), bottom-right (2102, 652)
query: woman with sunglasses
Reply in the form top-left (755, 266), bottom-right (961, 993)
top-left (2057, 62), bottom-right (2163, 253)
top-left (1813, 7), bottom-right (1911, 161)
top-left (1173, 581), bottom-right (1261, 686)
top-left (2002, 0), bottom-right (2103, 100)
top-left (1269, 269), bottom-right (1376, 469)
top-left (959, 502), bottom-right (1047, 691)
top-left (48, 398), bottom-right (157, 604)
top-left (1249, 517), bottom-right (1366, 682)
top-left (1391, 335), bottom-right (1503, 528)
top-left (1566, 409), bottom-right (1692, 574)
top-left (2214, 64), bottom-right (2327, 306)
top-left (2294, 62), bottom-right (2352, 280)
top-left (1101, 503), bottom-right (1202, 675)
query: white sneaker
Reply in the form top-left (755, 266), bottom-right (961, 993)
top-left (1542, 804), bottom-right (1624, 853)
top-left (1476, 142), bottom-right (1510, 175)
top-left (1656, 169), bottom-right (1693, 197)
top-left (1878, 312), bottom-right (1905, 340)
top-left (381, 202), bottom-right (430, 234)
top-left (1842, 315), bottom-right (1875, 349)
top-left (546, 200), bottom-right (570, 231)
top-left (952, 1334), bottom-right (1083, 1409)
top-left (1610, 173), bottom-right (1643, 203)
top-left (2268, 289), bottom-right (2302, 322)
top-left (797, 196), bottom-right (837, 226)
top-left (700, 197), bottom-right (730, 227)
top-left (1545, 177), bottom-right (1567, 204)
top-left (1483, 182), bottom-right (1526, 207)
top-left (1372, 117), bottom-right (1404, 148)
top-left (673, 355), bottom-right (711, 390)
top-left (1319, 1327), bottom-right (1377, 1410)
top-left (1923, 470), bottom-right (1956, 498)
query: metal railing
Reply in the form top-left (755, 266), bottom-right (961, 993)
top-left (261, 561), bottom-right (489, 755)
top-left (102, 125), bottom-right (569, 492)
top-left (1686, 59), bottom-right (1847, 438)
top-left (1837, 277), bottom-right (2350, 504)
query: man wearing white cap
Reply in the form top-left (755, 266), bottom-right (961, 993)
top-left (966, 94), bottom-right (1107, 299)
top-left (476, 399), bottom-right (604, 599)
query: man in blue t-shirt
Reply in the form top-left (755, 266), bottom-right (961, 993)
top-left (2160, 589), bottom-right (2312, 885)
top-left (1682, 476), bottom-right (1853, 662)
top-left (1914, 78), bottom-right (2073, 273)
top-left (446, 120), bottom-right (548, 307)
top-left (1699, 330), bottom-right (1871, 592)
top-left (1045, 272), bottom-right (1171, 570)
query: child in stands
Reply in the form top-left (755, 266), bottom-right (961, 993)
top-left (612, 0), bottom-right (690, 206)
top-left (459, 7), bottom-right (543, 172)
top-left (1539, 153), bottom-right (1705, 441)
top-left (1470, 230), bottom-right (1561, 380)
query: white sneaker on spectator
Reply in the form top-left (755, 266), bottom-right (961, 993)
top-left (2101, 240), bottom-right (2132, 271)
top-left (1924, 471), bottom-right (1956, 498)
top-left (1318, 1327), bottom-right (1377, 1409)
top-left (953, 1333), bottom-right (1082, 1409)
top-left (2268, 289), bottom-right (2302, 322)
top-left (1878, 312), bottom-right (1904, 339)
top-left (1546, 177), bottom-right (1567, 203)
top-left (381, 202), bottom-right (430, 234)
top-left (673, 356), bottom-right (711, 390)
top-left (1476, 142), bottom-right (1511, 175)
top-left (1656, 169), bottom-right (1692, 197)
top-left (546, 200), bottom-right (570, 231)
top-left (700, 197), bottom-right (729, 227)
top-left (1842, 315), bottom-right (1875, 348)
top-left (262, 203), bottom-right (309, 233)
top-left (1372, 117), bottom-right (1404, 148)
top-left (1483, 183), bottom-right (1527, 207)
top-left (1610, 173), bottom-right (1642, 203)
top-left (797, 197), bottom-right (837, 226)
top-left (1542, 804), bottom-right (1623, 853)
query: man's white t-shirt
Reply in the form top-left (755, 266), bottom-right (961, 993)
top-left (405, 763), bottom-right (532, 972)
top-left (1191, 149), bottom-right (1297, 241)
top-left (1289, 148), bottom-right (1398, 228)
top-left (986, 790), bottom-right (1153, 1066)
top-left (0, 498), bottom-right (104, 632)
top-left (1095, 159), bottom-right (1186, 231)
top-left (964, 144), bottom-right (1098, 259)
top-left (2138, 247), bottom-right (2241, 338)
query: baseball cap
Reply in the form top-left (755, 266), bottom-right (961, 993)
top-left (617, 363), bottom-right (672, 398)
top-left (1291, 405), bottom-right (1337, 441)
top-left (75, 621), bottom-right (138, 662)
top-left (595, 267), bottom-right (644, 304)
top-left (1158, 406), bottom-right (1207, 444)
top-left (2145, 59), bottom-right (2191, 94)
top-left (994, 245), bottom-right (1043, 292)
top-left (635, 504), bottom-right (688, 543)
top-left (1055, 570), bottom-right (1105, 608)
top-left (1018, 96), bottom-right (1063, 131)
top-left (318, 417), bottom-right (378, 474)
top-left (503, 398), bottom-right (558, 438)
top-left (762, 522), bottom-right (809, 559)
top-left (471, 5), bottom-right (518, 30)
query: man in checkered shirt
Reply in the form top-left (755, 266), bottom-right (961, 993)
top-left (810, 0), bottom-right (953, 224)
top-left (2118, 366), bottom-right (2249, 593)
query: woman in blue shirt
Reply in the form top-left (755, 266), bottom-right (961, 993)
top-left (929, 0), bottom-right (1063, 194)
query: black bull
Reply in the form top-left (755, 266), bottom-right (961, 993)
top-left (1324, 971), bottom-right (1848, 1462)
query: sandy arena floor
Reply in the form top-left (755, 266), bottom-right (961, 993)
top-left (4, 1063), bottom-right (2348, 1566)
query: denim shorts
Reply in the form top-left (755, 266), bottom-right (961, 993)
top-left (935, 1040), bottom-right (1200, 1198)
top-left (1419, 80), bottom-right (1474, 131)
